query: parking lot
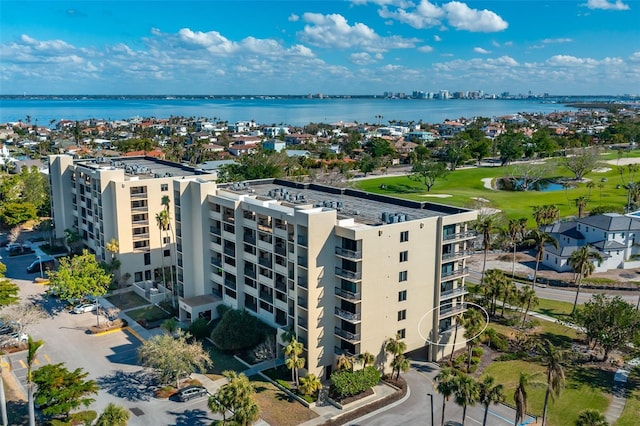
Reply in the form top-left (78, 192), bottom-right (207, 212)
top-left (2, 243), bottom-right (217, 425)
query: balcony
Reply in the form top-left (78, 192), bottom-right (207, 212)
top-left (440, 286), bottom-right (468, 301)
top-left (132, 233), bottom-right (149, 240)
top-left (275, 280), bottom-right (287, 293)
top-left (223, 246), bottom-right (235, 257)
top-left (335, 247), bottom-right (362, 260)
top-left (258, 257), bottom-right (271, 268)
top-left (335, 307), bottom-right (361, 322)
top-left (334, 347), bottom-right (356, 357)
top-left (275, 245), bottom-right (286, 256)
top-left (210, 226), bottom-right (222, 235)
top-left (441, 249), bottom-right (473, 262)
top-left (335, 287), bottom-right (361, 301)
top-left (131, 219), bottom-right (149, 226)
top-left (297, 297), bottom-right (308, 309)
top-left (334, 327), bottom-right (361, 343)
top-left (259, 291), bottom-right (273, 303)
top-left (335, 267), bottom-right (362, 281)
top-left (244, 268), bottom-right (256, 279)
top-left (211, 258), bottom-right (222, 268)
top-left (442, 231), bottom-right (476, 242)
top-left (298, 277), bottom-right (308, 289)
top-left (243, 234), bottom-right (256, 245)
top-left (130, 192), bottom-right (148, 198)
top-left (297, 318), bottom-right (308, 330)
top-left (224, 279), bottom-right (236, 290)
top-left (297, 256), bottom-right (308, 268)
top-left (441, 267), bottom-right (469, 280)
top-left (297, 235), bottom-right (308, 246)
top-left (131, 205), bottom-right (148, 212)
top-left (439, 303), bottom-right (467, 319)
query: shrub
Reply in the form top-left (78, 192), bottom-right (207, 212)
top-left (471, 347), bottom-right (483, 357)
top-left (496, 352), bottom-right (523, 362)
top-left (589, 205), bottom-right (624, 215)
top-left (470, 356), bottom-right (481, 365)
top-left (210, 309), bottom-right (274, 351)
top-left (216, 304), bottom-right (231, 317)
top-left (330, 366), bottom-right (381, 399)
top-left (188, 317), bottom-right (212, 339)
top-left (276, 379), bottom-right (291, 390)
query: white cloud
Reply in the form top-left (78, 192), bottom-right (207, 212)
top-left (375, 1), bottom-right (507, 32)
top-left (541, 38), bottom-right (573, 44)
top-left (177, 28), bottom-right (237, 54)
top-left (629, 52), bottom-right (640, 62)
top-left (584, 0), bottom-right (630, 10)
top-left (434, 35), bottom-right (442, 42)
top-left (443, 2), bottom-right (508, 32)
top-left (474, 47), bottom-right (490, 54)
top-left (350, 52), bottom-right (380, 65)
top-left (418, 45), bottom-right (434, 53)
top-left (298, 13), bottom-right (419, 52)
top-left (288, 14), bottom-right (299, 22)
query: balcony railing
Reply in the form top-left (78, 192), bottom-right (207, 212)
top-left (132, 233), bottom-right (149, 240)
top-left (335, 247), bottom-right (362, 260)
top-left (258, 257), bottom-right (271, 268)
top-left (441, 267), bottom-right (469, 280)
top-left (334, 347), bottom-right (356, 357)
top-left (297, 318), bottom-right (308, 329)
top-left (442, 231), bottom-right (476, 241)
top-left (244, 268), bottom-right (256, 279)
top-left (335, 307), bottom-right (361, 322)
top-left (440, 286), bottom-right (468, 300)
top-left (275, 245), bottom-right (286, 256)
top-left (243, 234), bottom-right (256, 245)
top-left (334, 327), bottom-right (361, 342)
top-left (297, 257), bottom-right (308, 268)
top-left (335, 267), bottom-right (362, 280)
top-left (442, 249), bottom-right (473, 261)
top-left (335, 287), bottom-right (361, 301)
top-left (211, 258), bottom-right (222, 268)
top-left (297, 235), bottom-right (308, 246)
top-left (439, 303), bottom-right (467, 318)
top-left (223, 247), bottom-right (235, 256)
top-left (297, 297), bottom-right (308, 309)
top-left (210, 226), bottom-right (222, 235)
top-left (298, 277), bottom-right (308, 289)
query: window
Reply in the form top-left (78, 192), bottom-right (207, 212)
top-left (400, 231), bottom-right (409, 242)
top-left (399, 271), bottom-right (408, 282)
top-left (144, 270), bottom-right (152, 281)
top-left (163, 236), bottom-right (171, 244)
top-left (161, 184), bottom-right (169, 191)
top-left (397, 328), bottom-right (406, 339)
top-left (397, 310), bottom-right (406, 321)
top-left (399, 251), bottom-right (408, 262)
top-left (164, 249), bottom-right (170, 257)
top-left (398, 290), bottom-right (407, 302)
top-left (134, 272), bottom-right (143, 282)
top-left (144, 253), bottom-right (151, 265)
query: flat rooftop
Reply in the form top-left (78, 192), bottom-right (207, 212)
top-left (219, 179), bottom-right (472, 226)
top-left (75, 156), bottom-right (209, 179)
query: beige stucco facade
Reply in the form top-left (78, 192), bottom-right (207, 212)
top-left (173, 179), bottom-right (477, 379)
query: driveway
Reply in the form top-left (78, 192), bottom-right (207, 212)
top-left (3, 249), bottom-right (217, 426)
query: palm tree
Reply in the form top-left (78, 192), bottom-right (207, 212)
top-left (160, 195), bottom-right (178, 306)
top-left (463, 308), bottom-right (485, 372)
top-left (449, 312), bottom-right (465, 362)
top-left (501, 281), bottom-right (517, 318)
top-left (576, 409), bottom-right (609, 426)
top-left (358, 351), bottom-right (375, 372)
top-left (483, 269), bottom-right (508, 317)
top-left (568, 245), bottom-right (603, 315)
top-left (336, 353), bottom-right (355, 372)
top-left (597, 182), bottom-right (605, 205)
top-left (586, 181), bottom-right (595, 196)
top-left (155, 209), bottom-right (170, 302)
top-left (298, 374), bottom-right (322, 397)
top-left (525, 229), bottom-right (558, 288)
top-left (390, 354), bottom-right (410, 380)
top-left (575, 196), bottom-right (589, 218)
top-left (284, 338), bottom-right (305, 387)
top-left (385, 333), bottom-right (407, 378)
top-left (27, 337), bottom-right (44, 426)
top-left (478, 375), bottom-right (505, 426)
top-left (474, 214), bottom-right (500, 283)
top-left (540, 340), bottom-right (566, 426)
top-left (504, 218), bottom-right (526, 277)
top-left (453, 373), bottom-right (479, 426)
top-left (514, 372), bottom-right (531, 426)
top-left (436, 367), bottom-right (458, 426)
top-left (519, 285), bottom-right (538, 327)
top-left (96, 403), bottom-right (130, 426)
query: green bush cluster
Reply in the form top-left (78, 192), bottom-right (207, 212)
top-left (210, 308), bottom-right (274, 351)
top-left (330, 366), bottom-right (381, 399)
top-left (188, 317), bottom-right (212, 339)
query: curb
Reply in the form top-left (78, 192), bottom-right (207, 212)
top-left (93, 327), bottom-right (125, 336)
top-left (124, 326), bottom-right (145, 342)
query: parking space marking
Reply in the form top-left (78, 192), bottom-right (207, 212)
top-left (33, 358), bottom-right (40, 365)
top-left (18, 360), bottom-right (26, 369)
top-left (44, 354), bottom-right (51, 362)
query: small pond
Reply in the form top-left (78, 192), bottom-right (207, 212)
top-left (496, 177), bottom-right (565, 192)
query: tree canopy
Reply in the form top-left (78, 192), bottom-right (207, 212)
top-left (47, 250), bottom-right (112, 303)
top-left (410, 160), bottom-right (448, 192)
top-left (563, 148), bottom-right (601, 180)
top-left (33, 363), bottom-right (98, 420)
top-left (137, 331), bottom-right (212, 387)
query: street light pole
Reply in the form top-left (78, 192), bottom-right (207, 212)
top-left (427, 393), bottom-right (434, 426)
top-left (37, 255), bottom-right (43, 278)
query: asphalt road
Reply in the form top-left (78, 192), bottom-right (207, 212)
top-left (2, 246), bottom-right (217, 426)
top-left (355, 363), bottom-right (531, 426)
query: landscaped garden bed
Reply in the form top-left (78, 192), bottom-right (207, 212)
top-left (88, 318), bottom-right (127, 334)
top-left (105, 292), bottom-right (149, 310)
top-left (126, 305), bottom-right (172, 329)
top-left (249, 375), bottom-right (318, 426)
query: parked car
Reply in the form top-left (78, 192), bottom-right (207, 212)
top-left (176, 385), bottom-right (208, 402)
top-left (72, 303), bottom-right (98, 314)
top-left (0, 331), bottom-right (27, 347)
top-left (8, 244), bottom-right (34, 256)
top-left (26, 257), bottom-right (56, 273)
top-left (0, 325), bottom-right (13, 335)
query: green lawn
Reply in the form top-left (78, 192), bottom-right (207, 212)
top-left (105, 291), bottom-right (150, 310)
top-left (203, 341), bottom-right (247, 380)
top-left (125, 305), bottom-right (172, 323)
top-left (483, 360), bottom-right (611, 426)
top-left (535, 297), bottom-right (576, 320)
top-left (249, 375), bottom-right (318, 426)
top-left (355, 158), bottom-right (633, 223)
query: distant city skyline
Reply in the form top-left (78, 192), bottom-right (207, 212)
top-left (1, 1), bottom-right (639, 96)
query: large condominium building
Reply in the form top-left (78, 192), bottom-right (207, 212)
top-left (174, 178), bottom-right (477, 379)
top-left (48, 155), bottom-right (216, 287)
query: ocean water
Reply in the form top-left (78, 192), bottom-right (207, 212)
top-left (0, 97), bottom-right (576, 127)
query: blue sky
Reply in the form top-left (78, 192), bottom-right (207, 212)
top-left (1, 0), bottom-right (639, 96)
